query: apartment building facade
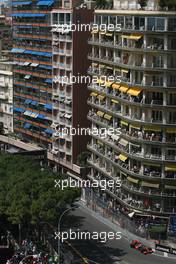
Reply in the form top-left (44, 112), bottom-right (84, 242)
top-left (0, 14), bottom-right (13, 134)
top-left (87, 0), bottom-right (176, 219)
top-left (12, 0), bottom-right (93, 172)
top-left (50, 3), bottom-right (93, 170)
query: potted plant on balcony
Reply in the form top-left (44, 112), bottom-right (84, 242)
top-left (159, 0), bottom-right (176, 9)
top-left (139, 0), bottom-right (147, 8)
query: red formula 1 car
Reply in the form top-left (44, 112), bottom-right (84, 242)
top-left (130, 240), bottom-right (153, 255)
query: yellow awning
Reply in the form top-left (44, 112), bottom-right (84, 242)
top-left (90, 92), bottom-right (98, 97)
top-left (130, 34), bottom-right (143, 40)
top-left (141, 181), bottom-right (159, 188)
top-left (97, 94), bottom-right (105, 101)
top-left (104, 114), bottom-right (112, 120)
top-left (121, 35), bottom-right (131, 39)
top-left (105, 81), bottom-right (113, 87)
top-left (127, 176), bottom-right (139, 184)
top-left (119, 154), bottom-right (128, 162)
top-left (143, 126), bottom-right (161, 132)
top-left (121, 69), bottom-right (129, 74)
top-left (121, 34), bottom-right (143, 40)
top-left (127, 87), bottom-right (142, 97)
top-left (165, 185), bottom-right (176, 190)
top-left (130, 124), bottom-right (141, 130)
top-left (119, 85), bottom-right (129, 93)
top-left (97, 111), bottom-right (104, 117)
top-left (111, 99), bottom-right (119, 104)
top-left (165, 164), bottom-right (176, 172)
top-left (166, 128), bottom-right (176, 133)
top-left (106, 33), bottom-right (113, 36)
top-left (112, 83), bottom-right (121, 90)
top-left (121, 120), bottom-right (128, 126)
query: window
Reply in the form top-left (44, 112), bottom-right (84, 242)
top-left (152, 110), bottom-right (162, 121)
top-left (125, 16), bottom-right (133, 30)
top-left (151, 147), bottom-right (161, 156)
top-left (134, 17), bottom-right (145, 30)
top-left (52, 13), bottom-right (58, 24)
top-left (168, 18), bottom-right (176, 32)
top-left (148, 17), bottom-right (165, 31)
top-left (169, 112), bottom-right (176, 124)
top-left (117, 16), bottom-right (124, 29)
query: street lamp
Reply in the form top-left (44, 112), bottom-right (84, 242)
top-left (57, 205), bottom-right (77, 264)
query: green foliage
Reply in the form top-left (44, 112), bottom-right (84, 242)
top-left (159, 0), bottom-right (176, 8)
top-left (0, 154), bottom-right (80, 225)
top-left (138, 0), bottom-right (147, 7)
top-left (77, 151), bottom-right (90, 167)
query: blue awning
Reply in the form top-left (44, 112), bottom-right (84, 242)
top-left (44, 104), bottom-right (52, 110)
top-left (39, 65), bottom-right (52, 70)
top-left (12, 13), bottom-right (46, 18)
top-left (37, 0), bottom-right (54, 6)
top-left (13, 107), bottom-right (24, 113)
top-left (45, 79), bottom-right (52, 84)
top-left (23, 123), bottom-right (31, 129)
top-left (24, 50), bottom-right (52, 57)
top-left (37, 114), bottom-right (46, 119)
top-left (11, 48), bottom-right (25, 53)
top-left (44, 129), bottom-right (53, 135)
top-left (16, 25), bottom-right (33, 28)
top-left (12, 1), bottom-right (32, 6)
top-left (13, 37), bottom-right (46, 41)
top-left (24, 99), bottom-right (32, 104)
top-left (31, 100), bottom-right (39, 106)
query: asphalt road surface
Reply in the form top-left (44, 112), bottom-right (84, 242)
top-left (64, 205), bottom-right (176, 264)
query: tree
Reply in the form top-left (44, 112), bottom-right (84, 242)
top-left (0, 154), bottom-right (80, 229)
top-left (77, 151), bottom-right (90, 167)
top-left (159, 0), bottom-right (176, 8)
top-left (138, 0), bottom-right (147, 8)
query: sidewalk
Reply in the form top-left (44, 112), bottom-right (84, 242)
top-left (78, 200), bottom-right (176, 260)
